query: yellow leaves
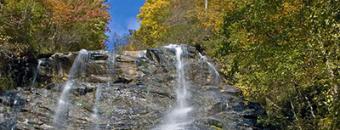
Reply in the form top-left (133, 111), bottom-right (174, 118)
top-left (271, 0), bottom-right (303, 20)
top-left (228, 23), bottom-right (258, 48)
top-left (135, 0), bottom-right (171, 46)
top-left (230, 28), bottom-right (248, 45)
top-left (318, 117), bottom-right (333, 129)
top-left (194, 0), bottom-right (236, 32)
top-left (282, 1), bottom-right (302, 15)
top-left (138, 0), bottom-right (170, 22)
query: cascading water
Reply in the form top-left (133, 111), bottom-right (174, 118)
top-left (31, 59), bottom-right (42, 88)
top-left (91, 51), bottom-right (116, 130)
top-left (107, 50), bottom-right (116, 76)
top-left (9, 93), bottom-right (23, 130)
top-left (57, 62), bottom-right (64, 77)
top-left (91, 84), bottom-right (102, 130)
top-left (53, 49), bottom-right (88, 129)
top-left (198, 53), bottom-right (220, 84)
top-left (156, 44), bottom-right (193, 130)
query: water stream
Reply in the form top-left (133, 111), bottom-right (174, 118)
top-left (91, 51), bottom-right (116, 130)
top-left (31, 59), bottom-right (42, 88)
top-left (156, 44), bottom-right (193, 130)
top-left (10, 93), bottom-right (22, 130)
top-left (91, 84), bottom-right (102, 130)
top-left (198, 53), bottom-right (220, 84)
top-left (53, 49), bottom-right (88, 129)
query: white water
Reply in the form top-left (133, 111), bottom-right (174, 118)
top-left (91, 52), bottom-right (116, 130)
top-left (156, 44), bottom-right (193, 130)
top-left (31, 60), bottom-right (42, 87)
top-left (199, 53), bottom-right (220, 84)
top-left (108, 50), bottom-right (116, 76)
top-left (10, 98), bottom-right (18, 130)
top-left (53, 49), bottom-right (88, 129)
top-left (57, 62), bottom-right (64, 77)
top-left (91, 84), bottom-right (102, 130)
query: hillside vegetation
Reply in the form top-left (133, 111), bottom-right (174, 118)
top-left (130, 0), bottom-right (339, 129)
top-left (0, 0), bottom-right (109, 89)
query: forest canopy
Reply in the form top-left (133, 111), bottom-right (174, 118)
top-left (130, 0), bottom-right (340, 129)
top-left (0, 0), bottom-right (109, 55)
top-left (0, 0), bottom-right (109, 89)
top-left (0, 0), bottom-right (339, 129)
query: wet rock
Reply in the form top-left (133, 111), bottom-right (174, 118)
top-left (0, 45), bottom-right (263, 130)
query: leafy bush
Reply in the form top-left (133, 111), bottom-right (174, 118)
top-left (0, 75), bottom-right (14, 91)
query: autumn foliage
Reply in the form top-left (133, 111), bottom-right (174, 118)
top-left (0, 0), bottom-right (109, 55)
top-left (132, 0), bottom-right (339, 129)
top-left (43, 0), bottom-right (109, 25)
top-left (0, 0), bottom-right (109, 89)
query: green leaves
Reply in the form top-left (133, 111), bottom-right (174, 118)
top-left (0, 0), bottom-right (109, 89)
top-left (133, 0), bottom-right (338, 128)
top-left (0, 0), bottom-right (109, 55)
top-left (215, 0), bottom-right (340, 129)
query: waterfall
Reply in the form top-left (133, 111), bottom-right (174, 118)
top-left (31, 59), bottom-right (42, 88)
top-left (198, 53), bottom-right (220, 84)
top-left (57, 62), bottom-right (64, 77)
top-left (53, 49), bottom-right (88, 129)
top-left (10, 94), bottom-right (20, 130)
top-left (156, 44), bottom-right (193, 130)
top-left (91, 84), bottom-right (102, 130)
top-left (108, 50), bottom-right (116, 76)
top-left (91, 51), bottom-right (116, 130)
top-left (10, 98), bottom-right (18, 130)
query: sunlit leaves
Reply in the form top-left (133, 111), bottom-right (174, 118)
top-left (133, 0), bottom-right (338, 128)
top-left (216, 0), bottom-right (339, 129)
top-left (133, 0), bottom-right (170, 47)
top-left (44, 0), bottom-right (109, 25)
top-left (0, 0), bottom-right (109, 54)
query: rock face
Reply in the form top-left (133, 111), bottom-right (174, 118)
top-left (0, 45), bottom-right (262, 130)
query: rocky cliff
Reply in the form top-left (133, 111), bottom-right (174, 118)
top-left (0, 45), bottom-right (263, 130)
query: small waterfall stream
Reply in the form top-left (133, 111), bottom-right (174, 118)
top-left (199, 53), bottom-right (220, 84)
top-left (156, 44), bottom-right (193, 130)
top-left (91, 51), bottom-right (116, 130)
top-left (31, 60), bottom-right (42, 88)
top-left (53, 49), bottom-right (89, 129)
top-left (91, 84), bottom-right (102, 130)
top-left (0, 45), bottom-right (260, 130)
top-left (9, 93), bottom-right (23, 130)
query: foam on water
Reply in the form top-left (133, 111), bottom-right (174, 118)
top-left (156, 44), bottom-right (193, 130)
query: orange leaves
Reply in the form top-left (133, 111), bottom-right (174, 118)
top-left (0, 0), bottom-right (109, 56)
top-left (43, 0), bottom-right (71, 24)
top-left (43, 0), bottom-right (109, 25)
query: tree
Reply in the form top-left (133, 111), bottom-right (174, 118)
top-left (0, 0), bottom-right (109, 87)
top-left (132, 0), bottom-right (340, 129)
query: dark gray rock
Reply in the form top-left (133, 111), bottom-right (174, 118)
top-left (0, 45), bottom-right (263, 130)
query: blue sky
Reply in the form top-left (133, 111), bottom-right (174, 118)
top-left (105, 0), bottom-right (145, 50)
